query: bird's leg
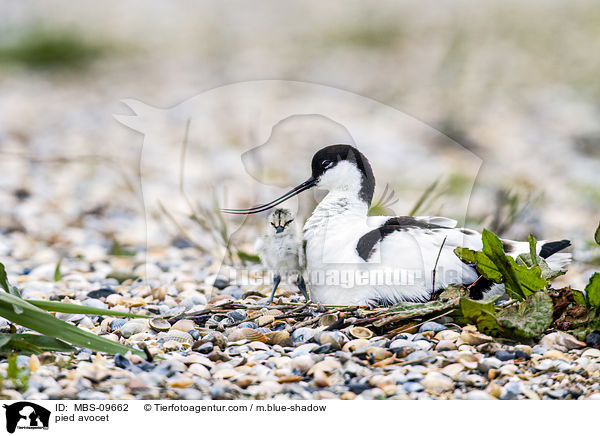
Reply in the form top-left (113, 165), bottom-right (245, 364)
top-left (296, 275), bottom-right (310, 302)
top-left (266, 273), bottom-right (281, 305)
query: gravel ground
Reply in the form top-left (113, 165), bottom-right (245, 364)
top-left (1, 1), bottom-right (600, 400)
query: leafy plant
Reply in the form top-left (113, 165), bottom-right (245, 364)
top-left (0, 262), bottom-right (145, 357)
top-left (2, 354), bottom-right (29, 392)
top-left (455, 229), bottom-right (548, 300)
top-left (455, 229), bottom-right (557, 339)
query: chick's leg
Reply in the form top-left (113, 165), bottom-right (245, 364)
top-left (267, 273), bottom-right (281, 305)
top-left (296, 275), bottom-right (310, 302)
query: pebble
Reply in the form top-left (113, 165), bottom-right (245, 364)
top-left (495, 350), bottom-right (516, 361)
top-left (418, 322), bottom-right (448, 333)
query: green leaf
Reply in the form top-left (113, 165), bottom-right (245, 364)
top-left (454, 247), bottom-right (503, 282)
top-left (496, 292), bottom-right (554, 339)
top-left (595, 222), bottom-right (600, 246)
top-left (459, 297), bottom-right (502, 335)
top-left (482, 229), bottom-right (526, 300)
top-left (54, 258), bottom-right (62, 282)
top-left (508, 257), bottom-right (547, 296)
top-left (26, 300), bottom-right (150, 318)
top-left (0, 292), bottom-right (144, 356)
top-left (0, 333), bottom-right (75, 353)
top-left (528, 234), bottom-right (538, 268)
top-left (237, 250), bottom-right (260, 264)
top-left (585, 272), bottom-right (600, 309)
top-left (0, 262), bottom-right (10, 293)
top-left (572, 289), bottom-right (588, 308)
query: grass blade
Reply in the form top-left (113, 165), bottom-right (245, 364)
top-left (27, 300), bottom-right (150, 318)
top-left (0, 292), bottom-right (143, 356)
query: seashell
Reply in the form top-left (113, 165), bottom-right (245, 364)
top-left (456, 351), bottom-right (480, 369)
top-left (348, 326), bottom-right (374, 340)
top-left (163, 330), bottom-right (194, 345)
top-left (151, 285), bottom-right (168, 301)
top-left (363, 347), bottom-right (392, 362)
top-left (29, 355), bottom-right (40, 373)
top-left (101, 333), bottom-right (119, 342)
top-left (271, 321), bottom-right (288, 331)
top-left (291, 327), bottom-right (317, 343)
top-left (123, 297), bottom-right (146, 308)
top-left (265, 330), bottom-right (291, 346)
top-left (540, 332), bottom-right (586, 352)
top-left (237, 321), bottom-right (259, 329)
top-left (101, 317), bottom-right (115, 332)
top-left (290, 355), bottom-right (314, 373)
top-left (460, 325), bottom-right (492, 346)
top-left (162, 340), bottom-right (183, 352)
top-left (308, 359), bottom-right (341, 376)
top-left (319, 313), bottom-right (338, 327)
top-left (434, 330), bottom-right (460, 342)
top-left (129, 332), bottom-right (152, 342)
top-left (109, 318), bottom-right (127, 332)
top-left (149, 318), bottom-right (171, 332)
top-left (228, 328), bottom-right (267, 343)
top-left (171, 319), bottom-right (196, 332)
top-left (188, 363), bottom-right (210, 378)
top-left (168, 377), bottom-right (195, 388)
top-left (342, 338), bottom-right (369, 353)
top-left (257, 314), bottom-right (275, 327)
top-left (259, 308), bottom-right (284, 317)
top-left (312, 371), bottom-right (331, 387)
top-left (119, 320), bottom-right (149, 338)
top-left (317, 331), bottom-right (347, 350)
top-left (204, 331), bottom-right (228, 349)
top-left (226, 309), bottom-right (247, 322)
top-left (106, 294), bottom-right (123, 307)
top-left (421, 372), bottom-right (454, 392)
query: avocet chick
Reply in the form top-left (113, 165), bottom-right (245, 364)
top-left (255, 208), bottom-right (309, 304)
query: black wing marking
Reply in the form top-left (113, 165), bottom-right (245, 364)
top-left (539, 239), bottom-right (571, 258)
top-left (356, 216), bottom-right (448, 261)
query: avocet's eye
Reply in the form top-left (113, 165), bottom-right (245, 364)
top-left (322, 160), bottom-right (334, 169)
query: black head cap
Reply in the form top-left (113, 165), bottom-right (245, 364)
top-left (310, 144), bottom-right (375, 205)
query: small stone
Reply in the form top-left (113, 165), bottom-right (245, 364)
top-left (586, 332), bottom-right (600, 349)
top-left (405, 350), bottom-right (434, 363)
top-left (441, 363), bottom-right (464, 380)
top-left (500, 381), bottom-right (522, 400)
top-left (341, 391), bottom-right (357, 400)
top-left (495, 350), bottom-right (516, 361)
top-left (402, 382), bottom-right (424, 393)
top-left (418, 322), bottom-right (447, 333)
top-left (543, 350), bottom-right (566, 360)
top-left (486, 383), bottom-right (502, 398)
top-left (436, 340), bottom-right (457, 352)
top-left (499, 364), bottom-right (518, 377)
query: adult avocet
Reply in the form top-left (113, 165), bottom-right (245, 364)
top-left (224, 145), bottom-right (571, 306)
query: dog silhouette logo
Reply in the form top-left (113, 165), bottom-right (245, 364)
top-left (3, 402), bottom-right (50, 433)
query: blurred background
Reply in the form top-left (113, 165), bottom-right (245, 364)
top-left (0, 1), bottom-right (598, 287)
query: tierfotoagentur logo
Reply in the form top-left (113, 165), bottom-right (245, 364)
top-left (3, 402), bottom-right (50, 433)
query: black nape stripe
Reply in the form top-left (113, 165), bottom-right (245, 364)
top-left (356, 216), bottom-right (447, 261)
top-left (539, 239), bottom-right (571, 259)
